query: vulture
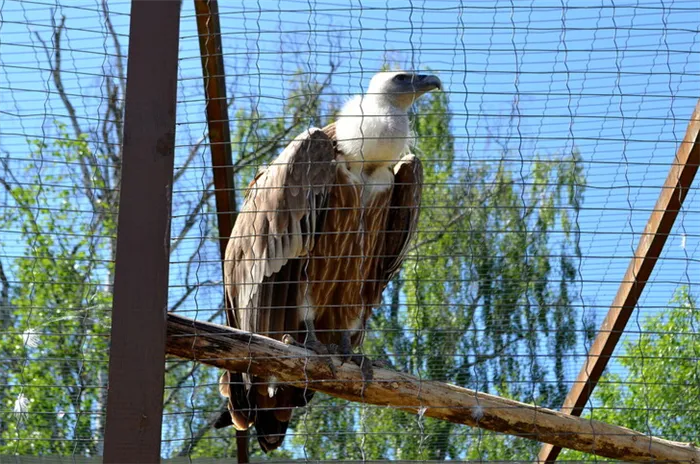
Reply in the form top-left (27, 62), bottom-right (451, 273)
top-left (217, 71), bottom-right (441, 453)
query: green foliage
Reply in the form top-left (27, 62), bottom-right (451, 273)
top-left (0, 127), bottom-right (113, 455)
top-left (561, 287), bottom-right (699, 461)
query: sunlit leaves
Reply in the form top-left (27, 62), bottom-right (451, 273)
top-left (561, 287), bottom-right (699, 461)
top-left (0, 128), bottom-right (112, 455)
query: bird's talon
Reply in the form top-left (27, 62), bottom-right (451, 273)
top-left (288, 338), bottom-right (338, 378)
top-left (348, 354), bottom-right (374, 383)
top-left (304, 339), bottom-right (331, 355)
top-left (338, 351), bottom-right (352, 366)
top-left (360, 359), bottom-right (374, 383)
top-left (326, 359), bottom-right (337, 378)
top-left (371, 358), bottom-right (393, 370)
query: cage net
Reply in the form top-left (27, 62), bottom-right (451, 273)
top-left (0, 0), bottom-right (129, 457)
top-left (0, 0), bottom-right (698, 462)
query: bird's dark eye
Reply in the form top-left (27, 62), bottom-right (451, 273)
top-left (394, 74), bottom-right (409, 82)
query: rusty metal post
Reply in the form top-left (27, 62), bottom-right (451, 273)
top-left (103, 1), bottom-right (182, 462)
top-left (194, 0), bottom-right (236, 259)
top-left (537, 99), bottom-right (700, 462)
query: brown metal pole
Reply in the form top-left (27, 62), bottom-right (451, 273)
top-left (537, 100), bottom-right (700, 463)
top-left (103, 1), bottom-right (182, 462)
top-left (192, 1), bottom-right (246, 462)
top-left (194, 0), bottom-right (236, 259)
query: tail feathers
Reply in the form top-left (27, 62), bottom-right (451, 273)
top-left (212, 408), bottom-right (255, 433)
top-left (213, 410), bottom-right (233, 429)
top-left (218, 371), bottom-right (317, 454)
top-left (292, 387), bottom-right (315, 407)
top-left (254, 385), bottom-right (315, 452)
top-left (218, 371), bottom-right (255, 430)
top-left (254, 408), bottom-right (290, 452)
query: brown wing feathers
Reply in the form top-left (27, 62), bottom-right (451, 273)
top-left (382, 155), bottom-right (423, 284)
top-left (220, 128), bottom-right (335, 451)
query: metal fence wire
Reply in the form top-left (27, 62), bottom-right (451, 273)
top-left (0, 0), bottom-right (698, 463)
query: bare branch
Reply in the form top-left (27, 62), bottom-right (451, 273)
top-left (175, 87), bottom-right (238, 185)
top-left (170, 181), bottom-right (215, 255)
top-left (170, 279), bottom-right (221, 314)
top-left (34, 15), bottom-right (81, 138)
top-left (162, 361), bottom-right (201, 411)
top-left (34, 15), bottom-right (109, 211)
top-left (101, 0), bottom-right (125, 85)
top-left (232, 67), bottom-right (336, 174)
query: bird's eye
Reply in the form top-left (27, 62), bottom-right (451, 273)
top-left (394, 74), bottom-right (409, 82)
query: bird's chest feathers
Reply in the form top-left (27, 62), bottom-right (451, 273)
top-left (359, 113), bottom-right (409, 161)
top-left (315, 165), bottom-right (394, 256)
top-left (343, 163), bottom-right (394, 207)
top-left (306, 166), bottom-right (394, 339)
top-left (336, 99), bottom-right (409, 166)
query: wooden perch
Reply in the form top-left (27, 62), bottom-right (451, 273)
top-left (166, 313), bottom-right (700, 463)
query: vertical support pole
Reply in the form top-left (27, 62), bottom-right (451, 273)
top-left (194, 0), bottom-right (236, 259)
top-left (193, 1), bottom-right (246, 461)
top-left (103, 1), bottom-right (182, 462)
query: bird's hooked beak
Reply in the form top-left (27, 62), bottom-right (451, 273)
top-left (412, 74), bottom-right (442, 93)
top-left (394, 73), bottom-right (442, 109)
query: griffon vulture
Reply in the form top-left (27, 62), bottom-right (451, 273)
top-left (217, 71), bottom-right (441, 453)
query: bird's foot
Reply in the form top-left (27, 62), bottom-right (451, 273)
top-left (337, 332), bottom-right (376, 386)
top-left (342, 353), bottom-right (374, 383)
top-left (282, 334), bottom-right (338, 377)
top-left (370, 358), bottom-right (394, 370)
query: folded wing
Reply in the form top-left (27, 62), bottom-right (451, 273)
top-left (219, 127), bottom-right (336, 451)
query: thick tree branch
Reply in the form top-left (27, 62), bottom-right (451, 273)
top-left (166, 313), bottom-right (700, 464)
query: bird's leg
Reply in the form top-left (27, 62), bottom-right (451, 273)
top-left (338, 330), bottom-right (374, 383)
top-left (283, 318), bottom-right (337, 377)
top-left (305, 318), bottom-right (329, 351)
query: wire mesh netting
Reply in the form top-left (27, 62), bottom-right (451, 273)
top-left (1, 0), bottom-right (698, 462)
top-left (0, 0), bottom-right (129, 457)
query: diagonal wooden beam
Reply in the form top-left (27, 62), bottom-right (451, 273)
top-left (537, 99), bottom-right (700, 463)
top-left (166, 313), bottom-right (700, 463)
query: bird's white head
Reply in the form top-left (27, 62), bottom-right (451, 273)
top-left (335, 70), bottom-right (442, 171)
top-left (366, 71), bottom-right (442, 110)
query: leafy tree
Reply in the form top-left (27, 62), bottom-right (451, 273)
top-left (0, 130), bottom-right (112, 455)
top-left (561, 286), bottom-right (699, 461)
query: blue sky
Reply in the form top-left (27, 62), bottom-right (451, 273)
top-left (1, 0), bottom-right (699, 455)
